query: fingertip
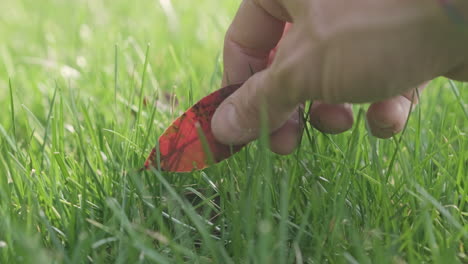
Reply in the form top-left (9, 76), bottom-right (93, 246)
top-left (269, 113), bottom-right (303, 155)
top-left (366, 96), bottom-right (410, 139)
top-left (309, 102), bottom-right (354, 134)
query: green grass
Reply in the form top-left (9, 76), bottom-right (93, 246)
top-left (0, 0), bottom-right (467, 263)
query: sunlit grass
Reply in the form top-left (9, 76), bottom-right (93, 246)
top-left (0, 0), bottom-right (467, 263)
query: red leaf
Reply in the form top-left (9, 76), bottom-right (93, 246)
top-left (144, 84), bottom-right (244, 172)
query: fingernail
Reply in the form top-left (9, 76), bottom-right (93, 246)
top-left (224, 103), bottom-right (241, 130)
top-left (372, 119), bottom-right (394, 130)
top-left (368, 118), bottom-right (396, 138)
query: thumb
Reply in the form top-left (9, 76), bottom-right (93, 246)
top-left (212, 70), bottom-right (299, 145)
top-left (213, 0), bottom-right (293, 145)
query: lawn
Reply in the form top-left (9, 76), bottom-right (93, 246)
top-left (0, 0), bottom-right (467, 263)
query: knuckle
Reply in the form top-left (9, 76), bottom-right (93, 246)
top-left (268, 63), bottom-right (303, 106)
top-left (255, 0), bottom-right (292, 21)
top-left (224, 33), bottom-right (270, 60)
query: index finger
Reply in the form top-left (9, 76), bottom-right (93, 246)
top-left (223, 0), bottom-right (286, 86)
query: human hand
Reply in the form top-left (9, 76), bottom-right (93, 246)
top-left (211, 0), bottom-right (468, 155)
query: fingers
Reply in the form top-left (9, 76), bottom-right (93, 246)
top-left (268, 24), bottom-right (303, 155)
top-left (222, 0), bottom-right (285, 86)
top-left (213, 0), bottom-right (296, 145)
top-left (212, 70), bottom-right (299, 145)
top-left (366, 82), bottom-right (427, 138)
top-left (270, 107), bottom-right (303, 155)
top-left (309, 102), bottom-right (354, 134)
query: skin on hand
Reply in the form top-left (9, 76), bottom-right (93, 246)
top-left (212, 0), bottom-right (468, 154)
